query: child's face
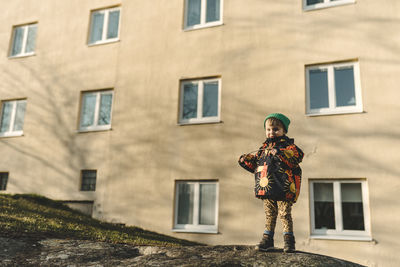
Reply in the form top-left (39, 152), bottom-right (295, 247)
top-left (265, 121), bottom-right (285, 138)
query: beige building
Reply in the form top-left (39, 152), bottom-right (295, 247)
top-left (1, 0), bottom-right (399, 266)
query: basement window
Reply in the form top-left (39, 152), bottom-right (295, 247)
top-left (0, 173), bottom-right (9, 191)
top-left (80, 170), bottom-right (97, 191)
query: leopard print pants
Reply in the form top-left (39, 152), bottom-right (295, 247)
top-left (263, 199), bottom-right (293, 233)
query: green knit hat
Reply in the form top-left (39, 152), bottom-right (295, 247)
top-left (263, 113), bottom-right (290, 133)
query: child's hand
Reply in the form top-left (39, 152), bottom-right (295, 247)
top-left (239, 155), bottom-right (246, 163)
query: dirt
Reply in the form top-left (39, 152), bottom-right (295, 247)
top-left (0, 237), bottom-right (365, 266)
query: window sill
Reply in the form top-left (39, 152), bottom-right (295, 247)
top-left (87, 39), bottom-right (120, 47)
top-left (0, 132), bottom-right (24, 138)
top-left (310, 234), bottom-right (372, 242)
top-left (178, 119), bottom-right (222, 126)
top-left (183, 22), bottom-right (224, 32)
top-left (303, 0), bottom-right (355, 12)
top-left (306, 109), bottom-right (364, 117)
top-left (172, 228), bottom-right (218, 234)
top-left (77, 127), bottom-right (112, 133)
top-left (8, 53), bottom-right (36, 59)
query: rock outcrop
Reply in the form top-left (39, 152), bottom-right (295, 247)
top-left (0, 237), bottom-right (364, 266)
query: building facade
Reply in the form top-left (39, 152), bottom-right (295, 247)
top-left (1, 1), bottom-right (399, 266)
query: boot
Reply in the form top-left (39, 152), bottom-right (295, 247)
top-left (283, 234), bottom-right (295, 253)
top-left (255, 234), bottom-right (274, 251)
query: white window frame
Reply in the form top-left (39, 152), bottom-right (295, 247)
top-left (184, 0), bottom-right (223, 31)
top-left (305, 61), bottom-right (363, 116)
top-left (303, 0), bottom-right (355, 11)
top-left (0, 99), bottom-right (27, 137)
top-left (9, 23), bottom-right (38, 58)
top-left (88, 6), bottom-right (121, 45)
top-left (179, 78), bottom-right (221, 125)
top-left (173, 181), bottom-right (219, 233)
top-left (309, 180), bottom-right (372, 241)
top-left (79, 90), bottom-right (113, 132)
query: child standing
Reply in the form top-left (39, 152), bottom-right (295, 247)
top-left (239, 113), bottom-right (304, 252)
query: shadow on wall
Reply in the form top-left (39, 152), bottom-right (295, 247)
top-left (0, 59), bottom-right (91, 194)
top-left (0, 3), bottom-right (400, 261)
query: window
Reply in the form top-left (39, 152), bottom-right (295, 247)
top-left (88, 7), bottom-right (121, 45)
top-left (80, 170), bottom-right (97, 191)
top-left (305, 61), bottom-right (362, 116)
top-left (9, 23), bottom-right (38, 57)
top-left (179, 78), bottom-right (221, 124)
top-left (184, 0), bottom-right (223, 30)
top-left (0, 173), bottom-right (9, 191)
top-left (309, 180), bottom-right (371, 240)
top-left (79, 90), bottom-right (113, 132)
top-left (303, 0), bottom-right (355, 11)
top-left (174, 181), bottom-right (219, 233)
top-left (0, 99), bottom-right (27, 137)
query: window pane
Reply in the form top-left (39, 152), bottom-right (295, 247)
top-left (313, 183), bottom-right (335, 230)
top-left (182, 83), bottom-right (198, 119)
top-left (334, 66), bottom-right (356, 107)
top-left (90, 12), bottom-right (104, 43)
top-left (309, 69), bottom-right (329, 109)
top-left (98, 93), bottom-right (112, 126)
top-left (187, 0), bottom-right (201, 27)
top-left (202, 81), bottom-right (218, 117)
top-left (199, 184), bottom-right (216, 225)
top-left (107, 10), bottom-right (120, 39)
top-left (80, 94), bottom-right (97, 128)
top-left (177, 184), bottom-right (194, 224)
top-left (206, 0), bottom-right (220, 23)
top-left (307, 0), bottom-right (324, 5)
top-left (341, 183), bottom-right (365, 230)
top-left (13, 101), bottom-right (26, 131)
top-left (81, 170), bottom-right (96, 191)
top-left (25, 25), bottom-right (37, 53)
top-left (11, 27), bottom-right (24, 56)
top-left (0, 102), bottom-right (13, 132)
top-left (0, 173), bottom-right (8, 191)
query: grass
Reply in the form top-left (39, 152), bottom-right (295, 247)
top-left (0, 193), bottom-right (201, 247)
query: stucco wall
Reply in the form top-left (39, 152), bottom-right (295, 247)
top-left (1, 1), bottom-right (399, 266)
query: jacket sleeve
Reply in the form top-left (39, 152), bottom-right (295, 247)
top-left (277, 144), bottom-right (304, 169)
top-left (238, 153), bottom-right (257, 173)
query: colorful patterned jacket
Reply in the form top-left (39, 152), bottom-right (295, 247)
top-left (238, 135), bottom-right (304, 203)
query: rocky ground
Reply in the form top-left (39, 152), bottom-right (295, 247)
top-left (0, 237), bottom-right (364, 267)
